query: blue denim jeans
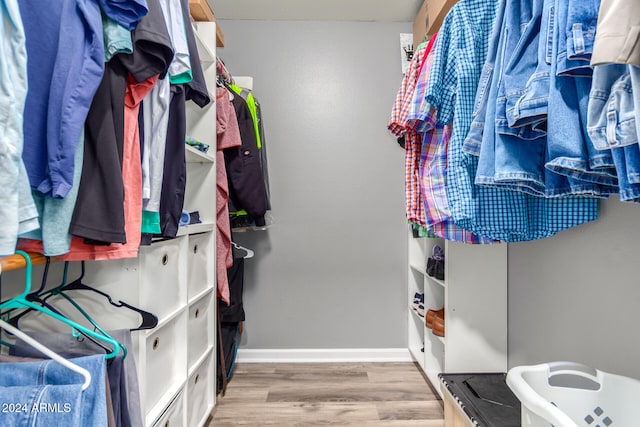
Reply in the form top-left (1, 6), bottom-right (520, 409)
top-left (0, 355), bottom-right (107, 427)
top-left (565, 0), bottom-right (600, 65)
top-left (476, 0), bottom-right (585, 196)
top-left (588, 64), bottom-right (640, 201)
top-left (472, 0), bottom-right (547, 196)
top-left (10, 329), bottom-right (143, 427)
top-left (545, 0), bottom-right (618, 193)
top-left (499, 0), bottom-right (546, 139)
top-left (463, 0), bottom-right (507, 157)
top-left (631, 66), bottom-right (640, 141)
top-left (506, 0), bottom-right (554, 129)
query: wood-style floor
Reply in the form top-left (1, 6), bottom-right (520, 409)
top-left (208, 362), bottom-right (444, 426)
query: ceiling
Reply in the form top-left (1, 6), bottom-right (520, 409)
top-left (209, 0), bottom-right (423, 22)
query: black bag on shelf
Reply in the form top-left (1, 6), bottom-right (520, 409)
top-left (426, 245), bottom-right (445, 280)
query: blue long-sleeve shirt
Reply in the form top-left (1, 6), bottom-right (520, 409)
top-left (20, 0), bottom-right (104, 199)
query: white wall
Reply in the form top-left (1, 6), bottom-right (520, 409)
top-left (218, 20), bottom-right (411, 349)
top-left (509, 198), bottom-right (640, 378)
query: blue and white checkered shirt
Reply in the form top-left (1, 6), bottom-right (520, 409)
top-left (423, 0), bottom-right (598, 242)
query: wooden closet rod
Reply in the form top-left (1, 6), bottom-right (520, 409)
top-left (0, 253), bottom-right (51, 273)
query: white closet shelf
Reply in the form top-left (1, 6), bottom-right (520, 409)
top-left (188, 346), bottom-right (215, 377)
top-left (176, 221), bottom-right (215, 237)
top-left (430, 333), bottom-right (445, 345)
top-left (191, 22), bottom-right (216, 64)
top-left (146, 380), bottom-right (187, 427)
top-left (189, 286), bottom-right (215, 305)
top-left (426, 276), bottom-right (446, 288)
top-left (145, 305), bottom-right (188, 335)
top-left (409, 263), bottom-right (426, 274)
top-left (185, 145), bottom-right (215, 163)
top-left (410, 305), bottom-right (424, 322)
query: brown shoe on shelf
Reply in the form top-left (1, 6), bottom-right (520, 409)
top-left (432, 316), bottom-right (445, 337)
top-left (426, 307), bottom-right (444, 328)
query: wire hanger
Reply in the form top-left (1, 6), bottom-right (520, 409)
top-left (231, 242), bottom-right (254, 259)
top-left (0, 251), bottom-right (122, 359)
top-left (0, 318), bottom-right (91, 390)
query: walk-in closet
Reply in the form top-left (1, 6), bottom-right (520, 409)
top-left (1, 0), bottom-right (640, 426)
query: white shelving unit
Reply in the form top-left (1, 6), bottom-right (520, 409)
top-left (407, 227), bottom-right (508, 397)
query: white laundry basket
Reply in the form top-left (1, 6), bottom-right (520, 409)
top-left (506, 361), bottom-right (640, 427)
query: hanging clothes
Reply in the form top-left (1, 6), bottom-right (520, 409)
top-left (406, 40), bottom-right (494, 244)
top-left (225, 90), bottom-right (270, 228)
top-left (155, 0), bottom-right (211, 239)
top-left (227, 84), bottom-right (272, 228)
top-left (0, 354), bottom-right (108, 426)
top-left (19, 0), bottom-right (104, 199)
top-left (388, 46), bottom-right (428, 231)
top-left (11, 329), bottom-right (143, 427)
top-left (158, 85), bottom-right (188, 238)
top-left (591, 0), bottom-right (640, 67)
top-left (19, 0), bottom-right (172, 259)
top-left (0, 0), bottom-right (38, 256)
top-left (422, 0), bottom-right (599, 242)
top-left (216, 87), bottom-right (242, 305)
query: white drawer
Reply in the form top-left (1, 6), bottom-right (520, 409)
top-left (152, 390), bottom-right (185, 427)
top-left (187, 291), bottom-right (214, 370)
top-left (144, 312), bottom-right (187, 413)
top-left (140, 238), bottom-right (187, 322)
top-left (187, 232), bottom-right (214, 301)
top-left (187, 352), bottom-right (214, 427)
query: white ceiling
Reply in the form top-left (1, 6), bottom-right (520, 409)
top-left (209, 0), bottom-right (423, 22)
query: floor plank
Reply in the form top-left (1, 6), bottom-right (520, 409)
top-left (375, 401), bottom-right (444, 420)
top-left (266, 383), bottom-right (435, 403)
top-left (210, 362), bottom-right (444, 426)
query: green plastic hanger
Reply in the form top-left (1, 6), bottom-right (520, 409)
top-left (0, 251), bottom-right (122, 359)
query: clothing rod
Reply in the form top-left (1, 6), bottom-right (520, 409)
top-left (0, 253), bottom-right (51, 273)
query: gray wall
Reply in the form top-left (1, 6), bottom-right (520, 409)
top-left (509, 198), bottom-right (640, 378)
top-left (219, 20), bottom-right (411, 349)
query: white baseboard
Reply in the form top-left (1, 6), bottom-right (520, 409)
top-left (236, 348), bottom-right (412, 363)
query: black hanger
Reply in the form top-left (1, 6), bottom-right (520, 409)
top-left (6, 261), bottom-right (113, 356)
top-left (47, 262), bottom-right (158, 332)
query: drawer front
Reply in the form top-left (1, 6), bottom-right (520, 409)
top-left (187, 352), bottom-right (214, 427)
top-left (187, 291), bottom-right (214, 370)
top-left (145, 313), bottom-right (187, 412)
top-left (152, 390), bottom-right (185, 427)
top-left (140, 237), bottom-right (187, 322)
top-left (187, 232), bottom-right (214, 301)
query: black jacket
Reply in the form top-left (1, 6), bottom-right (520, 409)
top-left (224, 92), bottom-right (269, 226)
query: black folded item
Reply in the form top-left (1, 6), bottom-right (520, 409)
top-left (426, 258), bottom-right (445, 280)
top-left (439, 373), bottom-right (521, 427)
top-left (188, 211), bottom-right (201, 225)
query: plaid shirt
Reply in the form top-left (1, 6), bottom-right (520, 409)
top-left (408, 48), bottom-right (493, 244)
top-left (423, 0), bottom-right (598, 242)
top-left (389, 47), bottom-right (428, 228)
